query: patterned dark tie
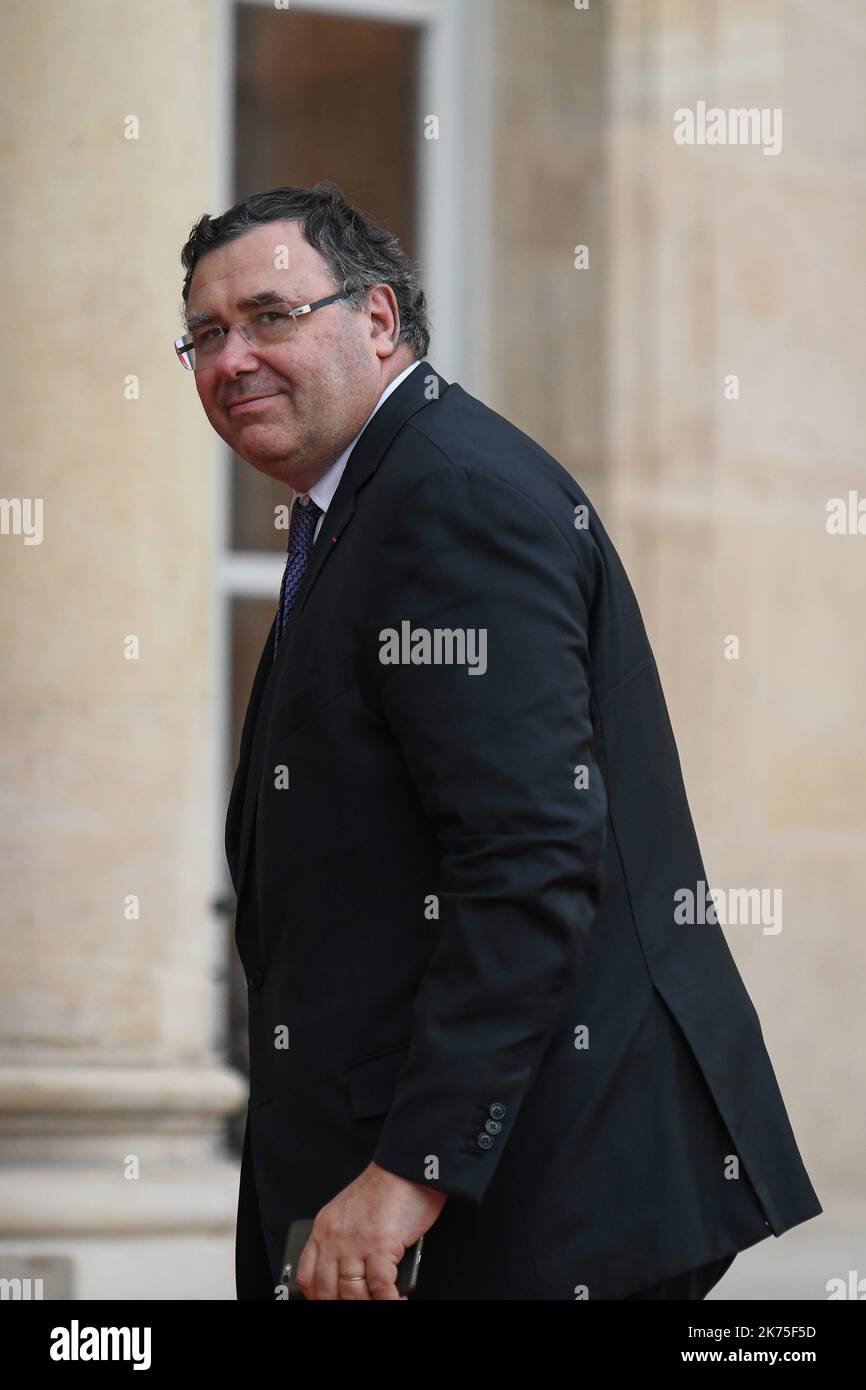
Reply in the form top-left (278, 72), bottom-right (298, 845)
top-left (274, 496), bottom-right (323, 653)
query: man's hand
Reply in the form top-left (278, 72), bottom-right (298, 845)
top-left (295, 1161), bottom-right (447, 1300)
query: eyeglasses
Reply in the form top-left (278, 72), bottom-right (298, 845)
top-left (175, 290), bottom-right (351, 371)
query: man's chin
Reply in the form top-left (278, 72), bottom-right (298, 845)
top-left (234, 443), bottom-right (300, 486)
top-left (228, 428), bottom-right (294, 466)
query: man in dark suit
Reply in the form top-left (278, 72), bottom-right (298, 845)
top-left (177, 183), bottom-right (821, 1300)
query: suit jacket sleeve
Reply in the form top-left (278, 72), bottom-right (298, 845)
top-left (366, 457), bottom-right (608, 1204)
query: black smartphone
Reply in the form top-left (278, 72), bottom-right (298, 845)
top-left (279, 1218), bottom-right (424, 1298)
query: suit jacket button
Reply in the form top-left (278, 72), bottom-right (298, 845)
top-left (488, 1102), bottom-right (506, 1120)
top-left (477, 1132), bottom-right (495, 1150)
top-left (484, 1118), bottom-right (502, 1135)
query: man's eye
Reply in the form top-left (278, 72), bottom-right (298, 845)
top-left (194, 327), bottom-right (222, 346)
top-left (257, 311), bottom-right (289, 324)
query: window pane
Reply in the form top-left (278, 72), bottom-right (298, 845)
top-left (230, 4), bottom-right (419, 552)
top-left (229, 596), bottom-right (276, 768)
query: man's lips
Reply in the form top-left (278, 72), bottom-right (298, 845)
top-left (227, 393), bottom-right (281, 415)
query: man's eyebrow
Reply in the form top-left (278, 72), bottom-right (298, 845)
top-left (184, 290), bottom-right (300, 331)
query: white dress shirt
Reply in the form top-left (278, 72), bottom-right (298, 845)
top-left (295, 359), bottom-right (422, 542)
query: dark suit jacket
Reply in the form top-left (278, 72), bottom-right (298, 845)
top-left (226, 359), bottom-right (821, 1300)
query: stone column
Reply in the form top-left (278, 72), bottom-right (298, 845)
top-left (0, 0), bottom-right (246, 1299)
top-left (604, 0), bottom-right (864, 1206)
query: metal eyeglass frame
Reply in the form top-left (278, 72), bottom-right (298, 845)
top-left (174, 290), bottom-right (351, 371)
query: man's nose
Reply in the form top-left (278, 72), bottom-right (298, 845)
top-left (213, 324), bottom-right (260, 379)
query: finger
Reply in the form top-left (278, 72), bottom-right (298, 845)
top-left (365, 1252), bottom-right (402, 1300)
top-left (315, 1254), bottom-right (341, 1301)
top-left (295, 1235), bottom-right (319, 1301)
top-left (338, 1264), bottom-right (372, 1301)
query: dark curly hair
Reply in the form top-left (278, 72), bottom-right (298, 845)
top-left (179, 180), bottom-right (430, 358)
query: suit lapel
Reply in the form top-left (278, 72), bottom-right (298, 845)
top-left (231, 360), bottom-right (449, 913)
